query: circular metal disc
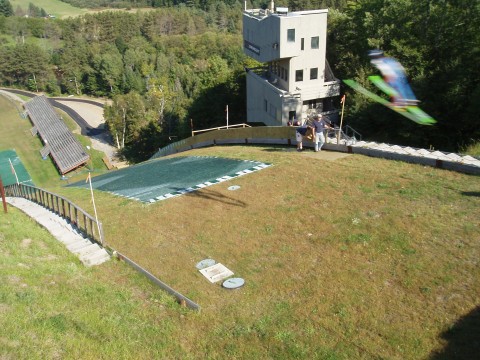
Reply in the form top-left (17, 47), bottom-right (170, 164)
top-left (222, 277), bottom-right (245, 289)
top-left (195, 258), bottom-right (216, 270)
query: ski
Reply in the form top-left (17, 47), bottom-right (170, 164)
top-left (343, 78), bottom-right (436, 125)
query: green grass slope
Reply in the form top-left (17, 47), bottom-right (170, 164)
top-left (10, 0), bottom-right (89, 18)
top-left (1, 94), bottom-right (480, 359)
top-left (0, 207), bottom-right (187, 359)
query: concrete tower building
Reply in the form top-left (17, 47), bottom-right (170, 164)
top-left (243, 3), bottom-right (340, 126)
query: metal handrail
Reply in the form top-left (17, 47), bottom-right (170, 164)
top-left (5, 183), bottom-right (104, 245)
top-left (325, 125), bottom-right (362, 145)
top-left (192, 123), bottom-right (251, 136)
top-left (344, 125), bottom-right (362, 141)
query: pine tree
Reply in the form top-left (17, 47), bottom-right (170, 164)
top-left (0, 0), bottom-right (14, 17)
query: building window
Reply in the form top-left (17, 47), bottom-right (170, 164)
top-left (295, 70), bottom-right (303, 82)
top-left (289, 111), bottom-right (296, 121)
top-left (311, 36), bottom-right (319, 49)
top-left (287, 29), bottom-right (295, 42)
top-left (264, 99), bottom-right (268, 112)
top-left (301, 38), bottom-right (304, 50)
top-left (310, 68), bottom-right (318, 80)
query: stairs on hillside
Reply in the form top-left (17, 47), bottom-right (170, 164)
top-left (6, 197), bottom-right (110, 267)
top-left (324, 133), bottom-right (480, 174)
top-left (350, 141), bottom-right (480, 167)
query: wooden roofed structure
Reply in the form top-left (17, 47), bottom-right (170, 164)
top-left (25, 95), bottom-right (89, 174)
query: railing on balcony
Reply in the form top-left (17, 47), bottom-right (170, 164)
top-left (5, 183), bottom-right (104, 245)
top-left (325, 60), bottom-right (338, 82)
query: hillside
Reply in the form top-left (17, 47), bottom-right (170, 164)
top-left (10, 0), bottom-right (89, 17)
top-left (4, 143), bottom-right (480, 358)
top-left (2, 65), bottom-right (480, 358)
top-left (9, 0), bottom-right (156, 18)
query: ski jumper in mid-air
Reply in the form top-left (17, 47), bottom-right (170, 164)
top-left (343, 49), bottom-right (436, 125)
top-left (367, 49), bottom-right (418, 106)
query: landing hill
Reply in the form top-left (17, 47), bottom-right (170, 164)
top-left (1, 94), bottom-right (480, 358)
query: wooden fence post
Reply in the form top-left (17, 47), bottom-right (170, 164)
top-left (0, 176), bottom-right (7, 213)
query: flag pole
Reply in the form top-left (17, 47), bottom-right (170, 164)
top-left (86, 172), bottom-right (102, 246)
top-left (226, 105), bottom-right (229, 129)
top-left (9, 158), bottom-right (19, 184)
top-left (337, 95), bottom-right (346, 144)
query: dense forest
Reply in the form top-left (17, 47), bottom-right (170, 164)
top-left (0, 0), bottom-right (478, 161)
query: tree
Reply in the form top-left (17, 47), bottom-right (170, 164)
top-left (105, 96), bottom-right (128, 149)
top-left (0, 0), bottom-right (13, 17)
top-left (145, 76), bottom-right (173, 125)
top-left (104, 92), bottom-right (147, 151)
top-left (416, 0), bottom-right (480, 149)
top-left (0, 43), bottom-right (51, 89)
top-left (334, 0), bottom-right (480, 150)
top-left (197, 54), bottom-right (231, 90)
top-left (92, 45), bottom-right (123, 94)
top-left (28, 3), bottom-right (42, 17)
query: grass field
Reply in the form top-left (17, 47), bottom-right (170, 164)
top-left (10, 0), bottom-right (89, 18)
top-left (1, 94), bottom-right (479, 359)
top-left (10, 0), bottom-right (157, 18)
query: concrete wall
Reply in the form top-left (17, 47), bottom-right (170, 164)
top-left (282, 12), bottom-right (328, 94)
top-left (243, 14), bottom-right (281, 63)
top-left (246, 71), bottom-right (303, 126)
top-left (243, 10), bottom-right (328, 67)
top-left (151, 127), bottom-right (480, 175)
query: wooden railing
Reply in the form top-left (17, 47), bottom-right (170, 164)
top-left (5, 183), bottom-right (104, 245)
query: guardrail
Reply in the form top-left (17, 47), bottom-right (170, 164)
top-left (5, 183), bottom-right (104, 245)
top-left (192, 123), bottom-right (251, 136)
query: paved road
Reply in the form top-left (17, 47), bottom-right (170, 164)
top-left (1, 88), bottom-right (104, 136)
top-left (1, 88), bottom-right (123, 167)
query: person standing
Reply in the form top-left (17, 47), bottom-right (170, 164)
top-left (295, 122), bottom-right (313, 152)
top-left (312, 114), bottom-right (333, 152)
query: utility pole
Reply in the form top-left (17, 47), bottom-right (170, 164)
top-left (337, 95), bottom-right (346, 144)
top-left (226, 105), bottom-right (229, 129)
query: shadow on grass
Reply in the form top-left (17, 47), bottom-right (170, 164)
top-left (185, 188), bottom-right (247, 207)
top-left (430, 306), bottom-right (480, 360)
top-left (261, 147), bottom-right (297, 153)
top-left (461, 191), bottom-right (480, 197)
